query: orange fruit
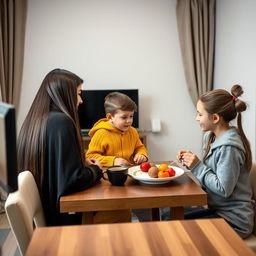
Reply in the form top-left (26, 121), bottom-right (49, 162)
top-left (158, 170), bottom-right (170, 178)
top-left (158, 164), bottom-right (168, 172)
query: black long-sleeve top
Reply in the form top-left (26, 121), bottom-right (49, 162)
top-left (42, 111), bottom-right (102, 226)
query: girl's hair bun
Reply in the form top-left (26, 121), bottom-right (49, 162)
top-left (231, 84), bottom-right (247, 113)
top-left (231, 84), bottom-right (243, 98)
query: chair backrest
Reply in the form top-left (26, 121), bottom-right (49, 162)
top-left (249, 162), bottom-right (256, 235)
top-left (5, 171), bottom-right (46, 256)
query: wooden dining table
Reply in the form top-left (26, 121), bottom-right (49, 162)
top-left (60, 161), bottom-right (207, 223)
top-left (26, 218), bottom-right (254, 256)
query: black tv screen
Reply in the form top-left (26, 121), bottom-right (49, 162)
top-left (0, 102), bottom-right (18, 193)
top-left (78, 89), bottom-right (139, 132)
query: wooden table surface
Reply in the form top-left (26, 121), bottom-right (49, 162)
top-left (60, 161), bottom-right (207, 222)
top-left (26, 218), bottom-right (254, 256)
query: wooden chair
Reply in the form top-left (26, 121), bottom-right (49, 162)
top-left (244, 162), bottom-right (256, 251)
top-left (5, 171), bottom-right (46, 256)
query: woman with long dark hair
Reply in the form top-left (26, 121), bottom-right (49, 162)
top-left (17, 68), bottom-right (102, 226)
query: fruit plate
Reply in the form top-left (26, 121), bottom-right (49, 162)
top-left (128, 165), bottom-right (184, 185)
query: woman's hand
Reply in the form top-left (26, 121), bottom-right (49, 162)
top-left (86, 158), bottom-right (102, 169)
top-left (134, 154), bottom-right (147, 164)
top-left (114, 158), bottom-right (131, 166)
top-left (176, 150), bottom-right (199, 169)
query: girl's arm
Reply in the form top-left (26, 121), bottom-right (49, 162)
top-left (190, 146), bottom-right (244, 197)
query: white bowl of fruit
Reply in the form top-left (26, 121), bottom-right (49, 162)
top-left (128, 163), bottom-right (184, 185)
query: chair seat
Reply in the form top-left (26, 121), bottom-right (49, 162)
top-left (5, 171), bottom-right (45, 256)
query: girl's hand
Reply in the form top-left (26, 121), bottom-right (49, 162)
top-left (134, 154), bottom-right (147, 164)
top-left (86, 158), bottom-right (102, 169)
top-left (176, 150), bottom-right (199, 169)
top-left (114, 158), bottom-right (131, 166)
top-left (176, 150), bottom-right (186, 163)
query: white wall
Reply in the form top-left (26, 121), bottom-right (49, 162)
top-left (214, 0), bottom-right (256, 160)
top-left (19, 0), bottom-right (202, 162)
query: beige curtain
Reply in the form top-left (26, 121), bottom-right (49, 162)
top-left (0, 0), bottom-right (27, 108)
top-left (176, 0), bottom-right (215, 106)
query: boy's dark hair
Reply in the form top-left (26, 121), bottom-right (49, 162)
top-left (104, 92), bottom-right (137, 115)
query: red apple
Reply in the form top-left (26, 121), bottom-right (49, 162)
top-left (140, 162), bottom-right (151, 172)
top-left (166, 168), bottom-right (176, 177)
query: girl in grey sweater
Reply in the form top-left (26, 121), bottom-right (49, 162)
top-left (177, 85), bottom-right (254, 239)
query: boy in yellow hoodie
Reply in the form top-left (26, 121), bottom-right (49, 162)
top-left (86, 92), bottom-right (151, 223)
top-left (86, 92), bottom-right (148, 166)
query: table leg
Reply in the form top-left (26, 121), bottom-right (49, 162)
top-left (170, 207), bottom-right (184, 220)
top-left (82, 212), bottom-right (94, 224)
top-left (152, 208), bottom-right (160, 221)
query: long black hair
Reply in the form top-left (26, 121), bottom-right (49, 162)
top-left (17, 69), bottom-right (84, 192)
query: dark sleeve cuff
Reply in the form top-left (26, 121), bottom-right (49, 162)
top-left (88, 165), bottom-right (103, 183)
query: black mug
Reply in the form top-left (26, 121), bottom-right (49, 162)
top-left (103, 165), bottom-right (128, 186)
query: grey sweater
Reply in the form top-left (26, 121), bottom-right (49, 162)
top-left (191, 127), bottom-right (254, 238)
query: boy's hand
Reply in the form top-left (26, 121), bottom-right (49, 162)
top-left (134, 154), bottom-right (147, 164)
top-left (86, 158), bottom-right (102, 169)
top-left (114, 158), bottom-right (131, 166)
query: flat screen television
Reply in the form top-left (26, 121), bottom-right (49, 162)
top-left (78, 89), bottom-right (139, 133)
top-left (0, 102), bottom-right (18, 193)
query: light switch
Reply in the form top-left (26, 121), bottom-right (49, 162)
top-left (151, 119), bottom-right (161, 133)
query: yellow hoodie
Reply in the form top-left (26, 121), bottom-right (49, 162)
top-left (86, 118), bottom-right (148, 166)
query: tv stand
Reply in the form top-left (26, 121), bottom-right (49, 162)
top-left (82, 132), bottom-right (147, 151)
